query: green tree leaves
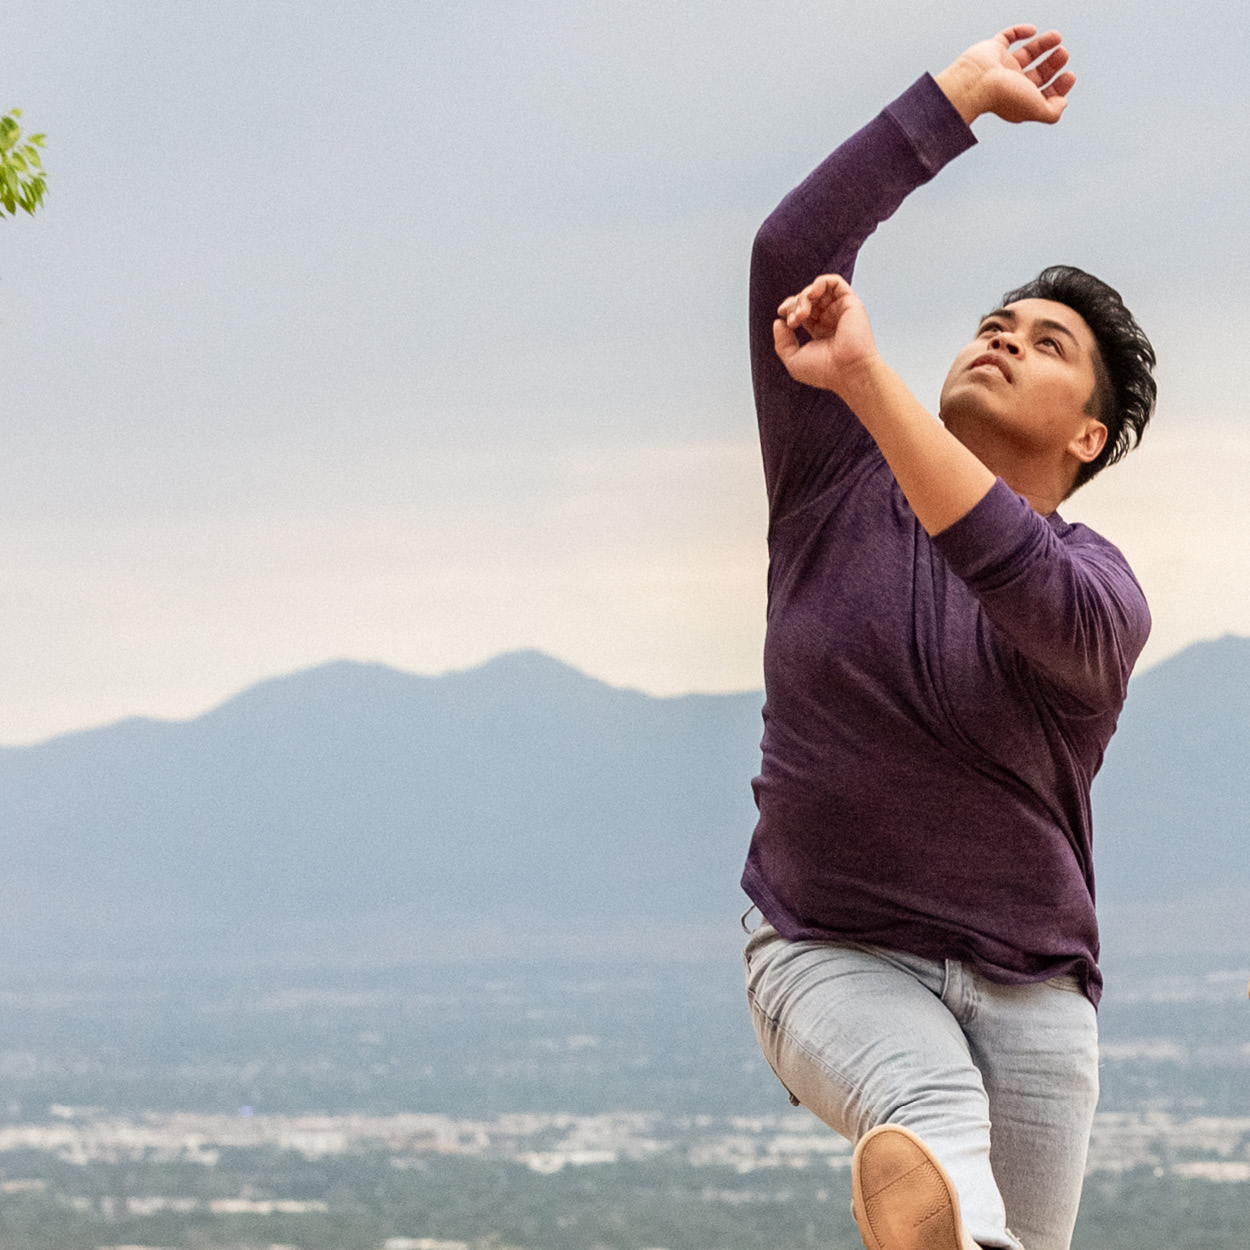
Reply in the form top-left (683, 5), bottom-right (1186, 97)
top-left (0, 108), bottom-right (47, 218)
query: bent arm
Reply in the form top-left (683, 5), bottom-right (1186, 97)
top-left (836, 350), bottom-right (996, 534)
top-left (773, 271), bottom-right (1146, 702)
top-left (934, 482), bottom-right (1151, 707)
top-left (775, 274), bottom-right (994, 534)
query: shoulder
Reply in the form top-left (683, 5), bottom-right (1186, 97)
top-left (1050, 513), bottom-right (1138, 579)
top-left (1050, 513), bottom-right (1152, 639)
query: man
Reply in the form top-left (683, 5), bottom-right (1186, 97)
top-left (740, 25), bottom-right (1157, 1250)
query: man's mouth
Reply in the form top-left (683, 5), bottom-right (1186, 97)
top-left (970, 354), bottom-right (1012, 383)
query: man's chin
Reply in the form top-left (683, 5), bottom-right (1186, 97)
top-left (938, 388), bottom-right (1003, 432)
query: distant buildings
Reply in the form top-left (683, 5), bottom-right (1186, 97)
top-left (4, 1105), bottom-right (1247, 1182)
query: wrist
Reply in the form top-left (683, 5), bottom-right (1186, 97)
top-left (933, 58), bottom-right (985, 127)
top-left (833, 352), bottom-right (892, 407)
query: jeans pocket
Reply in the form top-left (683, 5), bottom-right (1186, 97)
top-left (746, 990), bottom-right (802, 1107)
top-left (742, 920), bottom-right (778, 972)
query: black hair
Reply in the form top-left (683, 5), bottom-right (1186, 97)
top-left (1000, 265), bottom-right (1156, 491)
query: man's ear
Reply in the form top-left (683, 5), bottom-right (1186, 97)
top-left (1069, 418), bottom-right (1107, 465)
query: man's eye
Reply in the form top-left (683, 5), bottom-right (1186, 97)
top-left (1039, 336), bottom-right (1062, 352)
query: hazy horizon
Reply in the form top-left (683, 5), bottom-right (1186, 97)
top-left (2, 0), bottom-right (1246, 743)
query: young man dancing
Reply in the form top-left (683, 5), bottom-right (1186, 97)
top-left (740, 25), bottom-right (1157, 1250)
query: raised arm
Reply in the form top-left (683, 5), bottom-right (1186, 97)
top-left (766, 29), bottom-right (1152, 704)
top-left (771, 27), bottom-right (1079, 533)
top-left (773, 270), bottom-right (1149, 707)
top-left (750, 75), bottom-right (974, 518)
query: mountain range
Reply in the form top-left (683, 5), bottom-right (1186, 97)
top-left (0, 638), bottom-right (1246, 966)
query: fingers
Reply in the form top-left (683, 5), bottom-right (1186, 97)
top-left (1043, 69), bottom-right (1076, 100)
top-left (777, 274), bottom-right (850, 328)
top-left (996, 24), bottom-right (1037, 47)
top-left (785, 278), bottom-right (830, 323)
top-left (1012, 28), bottom-right (1062, 66)
top-left (999, 27), bottom-right (1074, 122)
top-left (772, 316), bottom-right (802, 370)
top-left (770, 312), bottom-right (810, 375)
top-left (1035, 68), bottom-right (1075, 122)
top-left (1024, 44), bottom-right (1069, 88)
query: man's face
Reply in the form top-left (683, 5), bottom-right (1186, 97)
top-left (938, 298), bottom-right (1107, 466)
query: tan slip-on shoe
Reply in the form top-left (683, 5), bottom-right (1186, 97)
top-left (851, 1124), bottom-right (979, 1250)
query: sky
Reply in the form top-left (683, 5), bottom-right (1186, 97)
top-left (0, 0), bottom-right (1246, 744)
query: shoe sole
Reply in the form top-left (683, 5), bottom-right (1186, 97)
top-left (851, 1124), bottom-right (969, 1250)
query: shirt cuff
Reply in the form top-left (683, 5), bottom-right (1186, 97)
top-left (885, 73), bottom-right (977, 176)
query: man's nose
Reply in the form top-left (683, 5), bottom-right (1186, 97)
top-left (989, 332), bottom-right (1021, 355)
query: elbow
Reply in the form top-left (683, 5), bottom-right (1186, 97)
top-left (750, 215), bottom-right (812, 318)
top-left (1065, 601), bottom-right (1150, 710)
top-left (752, 216), bottom-right (787, 274)
top-left (752, 188), bottom-right (817, 272)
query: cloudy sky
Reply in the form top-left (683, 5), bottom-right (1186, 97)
top-left (0, 1), bottom-right (1246, 743)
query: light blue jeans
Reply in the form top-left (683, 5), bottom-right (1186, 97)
top-left (744, 922), bottom-right (1099, 1250)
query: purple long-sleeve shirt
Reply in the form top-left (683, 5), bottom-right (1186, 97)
top-left (739, 75), bottom-right (1150, 1006)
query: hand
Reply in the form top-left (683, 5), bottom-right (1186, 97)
top-left (773, 274), bottom-right (879, 394)
top-left (775, 277), bottom-right (996, 534)
top-left (934, 25), bottom-right (1075, 126)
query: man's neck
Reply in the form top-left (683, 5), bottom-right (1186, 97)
top-left (946, 422), bottom-right (1072, 517)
